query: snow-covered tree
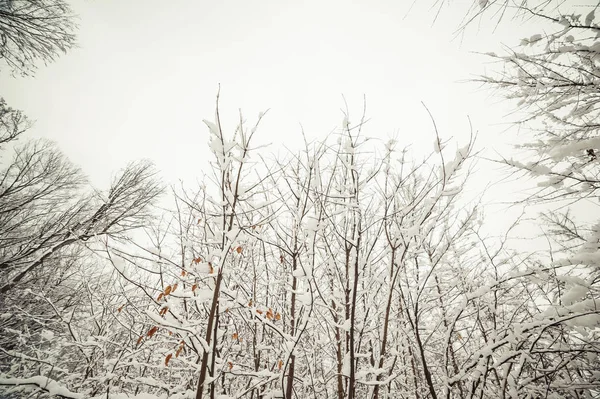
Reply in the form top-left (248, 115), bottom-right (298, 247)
top-left (0, 99), bottom-right (163, 398)
top-left (95, 100), bottom-right (491, 399)
top-left (436, 1), bottom-right (600, 397)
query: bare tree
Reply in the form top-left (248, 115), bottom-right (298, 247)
top-left (0, 100), bottom-right (163, 398)
top-left (0, 142), bottom-right (163, 295)
top-left (0, 0), bottom-right (77, 75)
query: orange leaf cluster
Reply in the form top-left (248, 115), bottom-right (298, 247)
top-left (147, 326), bottom-right (159, 338)
top-left (117, 304), bottom-right (125, 313)
top-left (160, 284), bottom-right (178, 300)
top-left (159, 307), bottom-right (169, 316)
top-left (136, 335), bottom-right (144, 346)
top-left (193, 257), bottom-right (202, 265)
top-left (260, 308), bottom-right (280, 321)
top-left (235, 246), bottom-right (243, 254)
top-left (165, 353), bottom-right (172, 366)
top-left (192, 283), bottom-right (198, 293)
top-left (278, 359), bottom-right (283, 370)
top-left (247, 300), bottom-right (281, 321)
top-left (228, 361), bottom-right (233, 370)
top-left (175, 340), bottom-right (185, 358)
top-left (181, 270), bottom-right (187, 277)
top-left (250, 305), bottom-right (281, 321)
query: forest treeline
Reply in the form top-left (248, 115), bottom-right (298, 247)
top-left (1, 1), bottom-right (599, 398)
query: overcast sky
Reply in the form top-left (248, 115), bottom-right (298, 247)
top-left (2, 0), bottom-right (548, 207)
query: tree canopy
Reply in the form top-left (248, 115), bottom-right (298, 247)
top-left (0, 0), bottom-right (599, 398)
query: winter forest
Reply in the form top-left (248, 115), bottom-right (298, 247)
top-left (1, 0), bottom-right (600, 398)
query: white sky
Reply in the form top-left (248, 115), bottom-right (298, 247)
top-left (1, 0), bottom-right (552, 225)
